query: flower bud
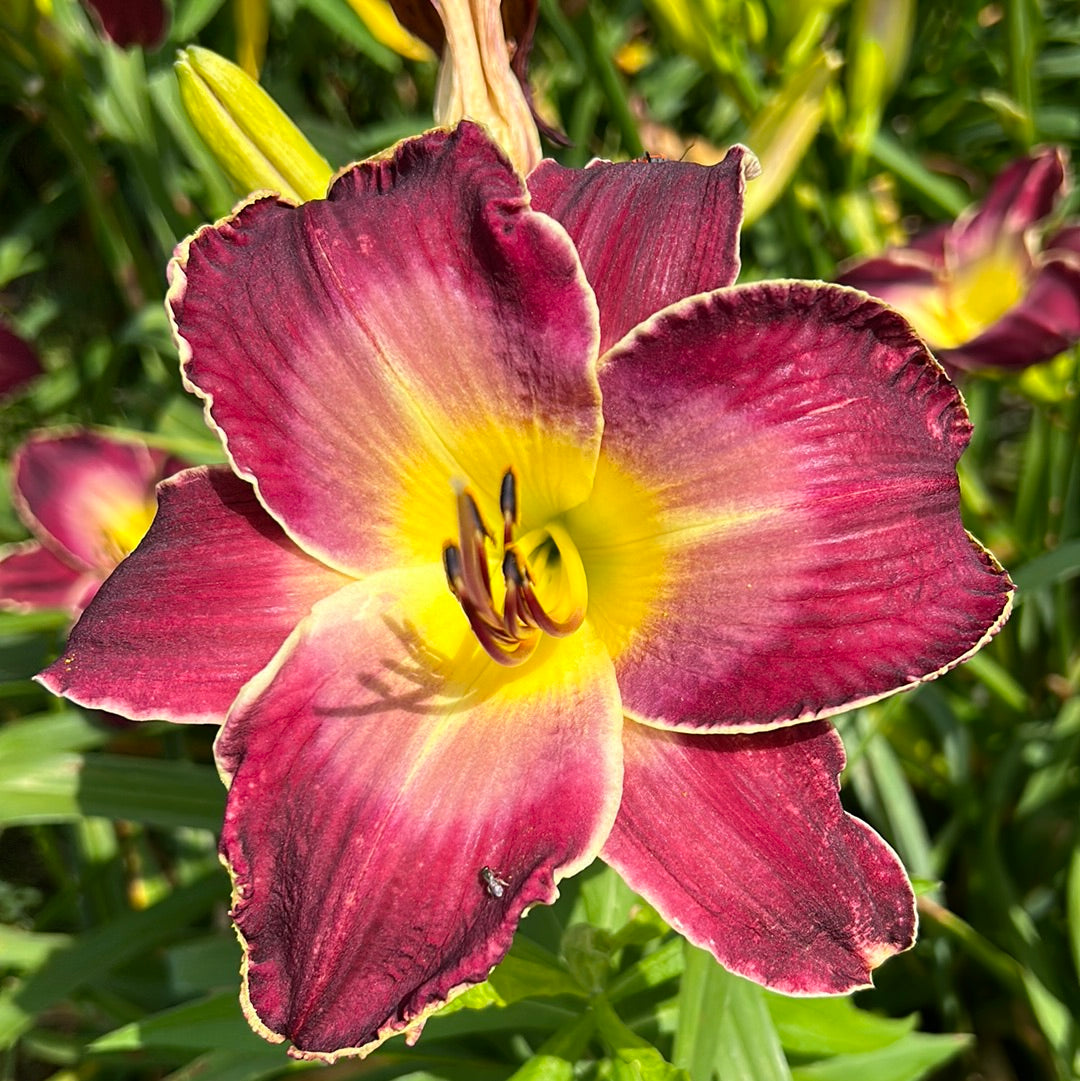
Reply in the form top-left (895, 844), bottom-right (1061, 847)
top-left (175, 45), bottom-right (332, 204)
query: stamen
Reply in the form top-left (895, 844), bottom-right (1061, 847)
top-left (442, 543), bottom-right (465, 597)
top-left (500, 469), bottom-right (517, 548)
top-left (456, 490), bottom-right (493, 601)
top-left (443, 469), bottom-right (583, 666)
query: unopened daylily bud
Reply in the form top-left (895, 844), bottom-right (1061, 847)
top-left (345, 0), bottom-right (435, 61)
top-left (175, 45), bottom-right (332, 204)
top-left (234, 0), bottom-right (269, 77)
top-left (742, 49), bottom-right (842, 224)
top-left (432, 0), bottom-right (541, 176)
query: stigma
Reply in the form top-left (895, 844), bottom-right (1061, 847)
top-left (442, 469), bottom-right (585, 666)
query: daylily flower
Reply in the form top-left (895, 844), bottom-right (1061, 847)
top-left (0, 320), bottom-right (42, 400)
top-left (40, 123), bottom-right (1012, 1061)
top-left (839, 147), bottom-right (1080, 370)
top-left (0, 430), bottom-right (182, 616)
top-left (81, 0), bottom-right (167, 49)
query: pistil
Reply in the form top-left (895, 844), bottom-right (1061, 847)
top-left (443, 469), bottom-right (584, 665)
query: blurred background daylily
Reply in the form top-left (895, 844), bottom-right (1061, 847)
top-left (839, 148), bottom-right (1080, 372)
top-left (0, 320), bottom-right (42, 401)
top-left (0, 430), bottom-right (182, 616)
top-left (80, 0), bottom-right (167, 49)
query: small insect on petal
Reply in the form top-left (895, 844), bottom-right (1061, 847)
top-left (480, 865), bottom-right (509, 898)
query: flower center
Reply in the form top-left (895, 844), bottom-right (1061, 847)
top-left (99, 497), bottom-right (158, 566)
top-left (442, 468), bottom-right (586, 666)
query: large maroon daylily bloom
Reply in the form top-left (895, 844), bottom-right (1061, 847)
top-left (0, 431), bottom-right (181, 616)
top-left (40, 124), bottom-right (1012, 1061)
top-left (839, 147), bottom-right (1080, 371)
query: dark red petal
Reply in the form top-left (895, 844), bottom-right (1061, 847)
top-left (0, 321), bottom-right (42, 400)
top-left (529, 145), bottom-right (753, 353)
top-left (577, 281), bottom-right (1012, 730)
top-left (37, 467), bottom-right (350, 723)
top-left (170, 122), bottom-right (600, 577)
top-left (81, 0), bottom-right (167, 48)
top-left (604, 720), bottom-right (916, 993)
top-left (13, 431), bottom-right (165, 574)
top-left (218, 571), bottom-right (622, 1059)
top-left (0, 542), bottom-right (98, 616)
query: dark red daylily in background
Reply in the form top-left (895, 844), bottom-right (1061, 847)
top-left (0, 320), bottom-right (42, 400)
top-left (40, 124), bottom-right (1012, 1061)
top-left (0, 431), bottom-right (181, 616)
top-left (81, 0), bottom-right (167, 49)
top-left (839, 147), bottom-right (1080, 371)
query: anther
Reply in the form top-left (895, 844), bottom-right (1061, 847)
top-left (442, 544), bottom-right (465, 596)
top-left (443, 469), bottom-right (582, 666)
top-left (500, 469), bottom-right (517, 547)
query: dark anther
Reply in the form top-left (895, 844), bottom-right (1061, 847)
top-left (500, 469), bottom-right (517, 523)
top-left (442, 544), bottom-right (464, 595)
top-left (500, 469), bottom-right (517, 547)
top-left (443, 467), bottom-right (579, 666)
top-left (502, 549), bottom-right (525, 587)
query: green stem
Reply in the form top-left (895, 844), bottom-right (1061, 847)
top-left (1005, 0), bottom-right (1038, 145)
top-left (573, 6), bottom-right (643, 158)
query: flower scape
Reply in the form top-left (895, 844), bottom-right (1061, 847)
top-left (39, 122), bottom-right (1013, 1061)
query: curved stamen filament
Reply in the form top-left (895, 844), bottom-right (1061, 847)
top-left (442, 469), bottom-right (584, 666)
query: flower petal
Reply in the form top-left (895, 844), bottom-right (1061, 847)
top-left (603, 719), bottom-right (915, 994)
top-left (939, 255), bottom-right (1080, 371)
top-left (169, 122), bottom-right (601, 578)
top-left (216, 567), bottom-right (622, 1060)
top-left (572, 281), bottom-right (1012, 731)
top-left (81, 0), bottom-right (167, 48)
top-left (528, 145), bottom-right (754, 353)
top-left (37, 467), bottom-right (351, 723)
top-left (0, 542), bottom-right (97, 615)
top-left (948, 146), bottom-right (1067, 265)
top-left (1048, 225), bottom-right (1080, 257)
top-left (13, 431), bottom-right (166, 574)
top-left (0, 321), bottom-right (42, 400)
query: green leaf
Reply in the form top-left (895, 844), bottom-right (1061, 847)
top-left (0, 710), bottom-right (107, 759)
top-left (672, 942), bottom-right (731, 1080)
top-left (789, 1032), bottom-right (970, 1081)
top-left (435, 935), bottom-right (583, 1018)
top-left (91, 991), bottom-right (276, 1054)
top-left (764, 993), bottom-right (915, 1056)
top-left (0, 752), bottom-right (225, 829)
top-left (172, 0), bottom-right (230, 40)
top-left (607, 938), bottom-right (684, 1004)
top-left (0, 873), bottom-right (225, 1048)
top-left (713, 974), bottom-right (792, 1081)
top-left (0, 926), bottom-right (72, 973)
top-left (506, 1055), bottom-right (577, 1081)
top-left (166, 934), bottom-right (243, 997)
top-left (1012, 540), bottom-right (1080, 593)
top-left (160, 1048), bottom-right (294, 1081)
top-left (594, 996), bottom-right (689, 1081)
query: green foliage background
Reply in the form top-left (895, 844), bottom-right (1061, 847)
top-left (1, 0), bottom-right (1078, 1079)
